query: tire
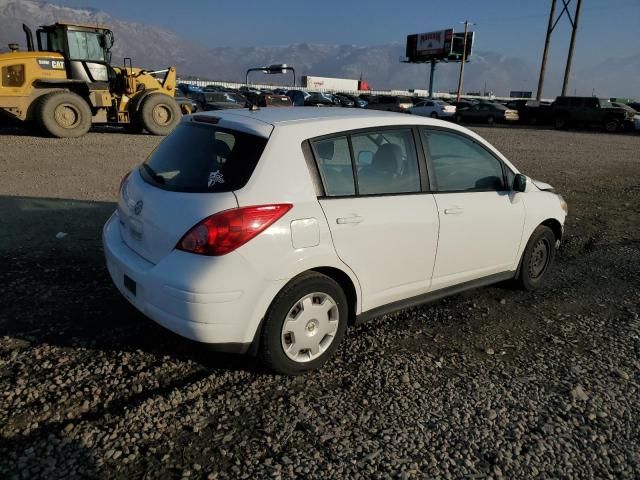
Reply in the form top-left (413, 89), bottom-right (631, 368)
top-left (138, 94), bottom-right (181, 136)
top-left (516, 225), bottom-right (556, 291)
top-left (554, 116), bottom-right (568, 130)
top-left (603, 118), bottom-right (618, 133)
top-left (259, 272), bottom-right (349, 375)
top-left (486, 115), bottom-right (495, 125)
top-left (455, 114), bottom-right (463, 123)
top-left (36, 91), bottom-right (92, 138)
top-left (430, 111), bottom-right (438, 118)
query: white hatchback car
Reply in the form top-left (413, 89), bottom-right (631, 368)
top-left (103, 107), bottom-right (567, 375)
top-left (409, 99), bottom-right (456, 119)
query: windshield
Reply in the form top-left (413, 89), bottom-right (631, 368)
top-left (141, 123), bottom-right (268, 193)
top-left (66, 30), bottom-right (105, 61)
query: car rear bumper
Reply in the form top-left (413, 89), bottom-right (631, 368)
top-left (102, 212), bottom-right (280, 347)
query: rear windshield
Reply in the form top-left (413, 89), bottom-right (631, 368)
top-left (140, 122), bottom-right (268, 192)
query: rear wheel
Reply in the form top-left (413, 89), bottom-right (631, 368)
top-left (259, 272), bottom-right (348, 375)
top-left (36, 91), bottom-right (92, 138)
top-left (516, 225), bottom-right (556, 291)
top-left (138, 94), bottom-right (181, 135)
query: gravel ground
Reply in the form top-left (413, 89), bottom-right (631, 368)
top-left (0, 124), bottom-right (639, 479)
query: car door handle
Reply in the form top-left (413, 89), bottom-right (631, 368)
top-left (444, 207), bottom-right (464, 215)
top-left (336, 216), bottom-right (364, 224)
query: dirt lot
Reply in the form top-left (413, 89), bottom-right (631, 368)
top-left (0, 124), bottom-right (639, 479)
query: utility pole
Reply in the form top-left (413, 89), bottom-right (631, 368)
top-left (561, 0), bottom-right (582, 96)
top-left (536, 0), bottom-right (583, 99)
top-left (456, 20), bottom-right (471, 102)
top-left (536, 0), bottom-right (556, 100)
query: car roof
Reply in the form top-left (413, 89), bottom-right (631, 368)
top-left (194, 106), bottom-right (422, 126)
top-left (187, 107), bottom-right (518, 172)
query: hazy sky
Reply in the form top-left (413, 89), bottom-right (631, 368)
top-left (57, 0), bottom-right (640, 71)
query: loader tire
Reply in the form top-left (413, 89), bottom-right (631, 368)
top-left (37, 91), bottom-right (92, 138)
top-left (139, 94), bottom-right (181, 136)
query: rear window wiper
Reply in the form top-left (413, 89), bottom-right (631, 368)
top-left (141, 163), bottom-right (166, 184)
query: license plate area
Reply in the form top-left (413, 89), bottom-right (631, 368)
top-left (124, 274), bottom-right (137, 296)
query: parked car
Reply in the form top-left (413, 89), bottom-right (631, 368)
top-left (551, 96), bottom-right (634, 132)
top-left (626, 102), bottom-right (640, 112)
top-left (174, 90), bottom-right (198, 115)
top-left (104, 107), bottom-right (567, 374)
top-left (455, 102), bottom-right (519, 124)
top-left (176, 83), bottom-right (203, 97)
top-left (257, 94), bottom-right (293, 107)
top-left (285, 90), bottom-right (335, 107)
top-left (239, 85), bottom-right (262, 97)
top-left (336, 93), bottom-right (367, 108)
top-left (506, 99), bottom-right (553, 125)
top-left (409, 99), bottom-right (456, 119)
top-left (365, 95), bottom-right (414, 112)
top-left (451, 100), bottom-right (475, 110)
top-left (193, 92), bottom-right (247, 111)
top-left (203, 85), bottom-right (228, 92)
top-left (333, 94), bottom-right (355, 107)
top-left (611, 102), bottom-right (640, 130)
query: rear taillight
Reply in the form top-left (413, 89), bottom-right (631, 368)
top-left (176, 204), bottom-right (293, 256)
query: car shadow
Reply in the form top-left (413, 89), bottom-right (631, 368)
top-left (0, 195), bottom-right (262, 375)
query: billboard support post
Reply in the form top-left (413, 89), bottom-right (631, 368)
top-left (455, 20), bottom-right (471, 102)
top-left (428, 60), bottom-right (436, 99)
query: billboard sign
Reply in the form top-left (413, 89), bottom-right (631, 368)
top-left (416, 29), bottom-right (453, 56)
top-left (449, 32), bottom-right (474, 60)
top-left (405, 29), bottom-right (474, 63)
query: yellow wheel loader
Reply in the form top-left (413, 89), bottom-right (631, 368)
top-left (0, 23), bottom-right (180, 137)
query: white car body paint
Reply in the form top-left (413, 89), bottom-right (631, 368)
top-left (103, 107), bottom-right (566, 350)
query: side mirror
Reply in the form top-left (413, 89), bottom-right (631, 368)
top-left (513, 173), bottom-right (528, 192)
top-left (357, 151), bottom-right (374, 166)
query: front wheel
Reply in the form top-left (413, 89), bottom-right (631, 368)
top-left (454, 114), bottom-right (463, 123)
top-left (516, 226), bottom-right (556, 291)
top-left (430, 111), bottom-right (438, 118)
top-left (259, 272), bottom-right (348, 375)
top-left (486, 115), bottom-right (495, 125)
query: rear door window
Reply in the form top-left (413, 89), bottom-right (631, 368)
top-left (311, 137), bottom-right (355, 196)
top-left (140, 122), bottom-right (268, 192)
top-left (352, 129), bottom-right (421, 194)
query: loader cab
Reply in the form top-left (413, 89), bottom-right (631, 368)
top-left (33, 23), bottom-right (114, 83)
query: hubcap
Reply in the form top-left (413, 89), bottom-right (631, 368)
top-left (54, 103), bottom-right (80, 129)
top-left (281, 292), bottom-right (339, 363)
top-left (152, 104), bottom-right (172, 125)
top-left (529, 239), bottom-right (550, 279)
